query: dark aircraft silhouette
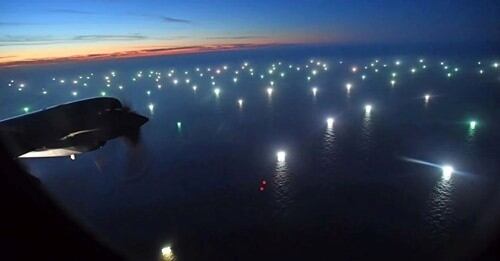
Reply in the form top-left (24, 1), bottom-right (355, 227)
top-left (0, 97), bottom-right (148, 159)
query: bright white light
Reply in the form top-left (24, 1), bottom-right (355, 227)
top-left (173, 79), bottom-right (178, 85)
top-left (267, 87), bottom-right (273, 96)
top-left (424, 94), bottom-right (430, 102)
top-left (364, 104), bottom-right (372, 114)
top-left (326, 117), bottom-right (335, 128)
top-left (312, 87), bottom-right (318, 96)
top-left (214, 88), bottom-right (220, 96)
top-left (101, 91), bottom-right (106, 96)
top-left (392, 72), bottom-right (397, 78)
top-left (276, 151), bottom-right (286, 162)
top-left (390, 80), bottom-right (396, 86)
top-left (72, 91), bottom-right (78, 97)
top-left (233, 77), bottom-right (238, 83)
top-left (395, 60), bottom-right (401, 66)
top-left (346, 83), bottom-right (352, 92)
top-left (442, 165), bottom-right (454, 181)
top-left (192, 85), bottom-right (197, 91)
top-left (23, 107), bottom-right (29, 113)
top-left (238, 99), bottom-right (244, 107)
top-left (177, 122), bottom-right (182, 128)
top-left (312, 70), bottom-right (317, 75)
top-left (411, 68), bottom-right (416, 73)
top-left (146, 90), bottom-right (151, 96)
top-left (148, 103), bottom-right (154, 112)
top-left (351, 66), bottom-right (358, 72)
top-left (70, 154), bottom-right (76, 160)
top-left (493, 63), bottom-right (498, 68)
top-left (362, 75), bottom-right (366, 80)
top-left (42, 90), bottom-right (47, 95)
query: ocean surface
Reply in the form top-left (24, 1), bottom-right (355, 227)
top-left (1, 45), bottom-right (500, 260)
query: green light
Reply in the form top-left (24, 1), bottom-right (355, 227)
top-left (23, 107), bottom-right (29, 113)
top-left (101, 91), bottom-right (106, 96)
top-left (469, 121), bottom-right (477, 130)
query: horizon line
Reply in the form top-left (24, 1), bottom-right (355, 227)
top-left (0, 42), bottom-right (289, 68)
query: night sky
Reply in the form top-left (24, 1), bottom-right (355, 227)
top-left (1, 0), bottom-right (499, 65)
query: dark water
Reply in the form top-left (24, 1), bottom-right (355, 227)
top-left (1, 46), bottom-right (500, 260)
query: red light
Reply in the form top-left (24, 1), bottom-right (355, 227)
top-left (261, 180), bottom-right (267, 185)
top-left (259, 186), bottom-right (265, 191)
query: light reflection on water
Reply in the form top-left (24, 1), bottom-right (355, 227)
top-left (273, 161), bottom-right (291, 217)
top-left (321, 126), bottom-right (337, 166)
top-left (426, 174), bottom-right (455, 244)
top-left (359, 113), bottom-right (374, 155)
top-left (467, 128), bottom-right (476, 143)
